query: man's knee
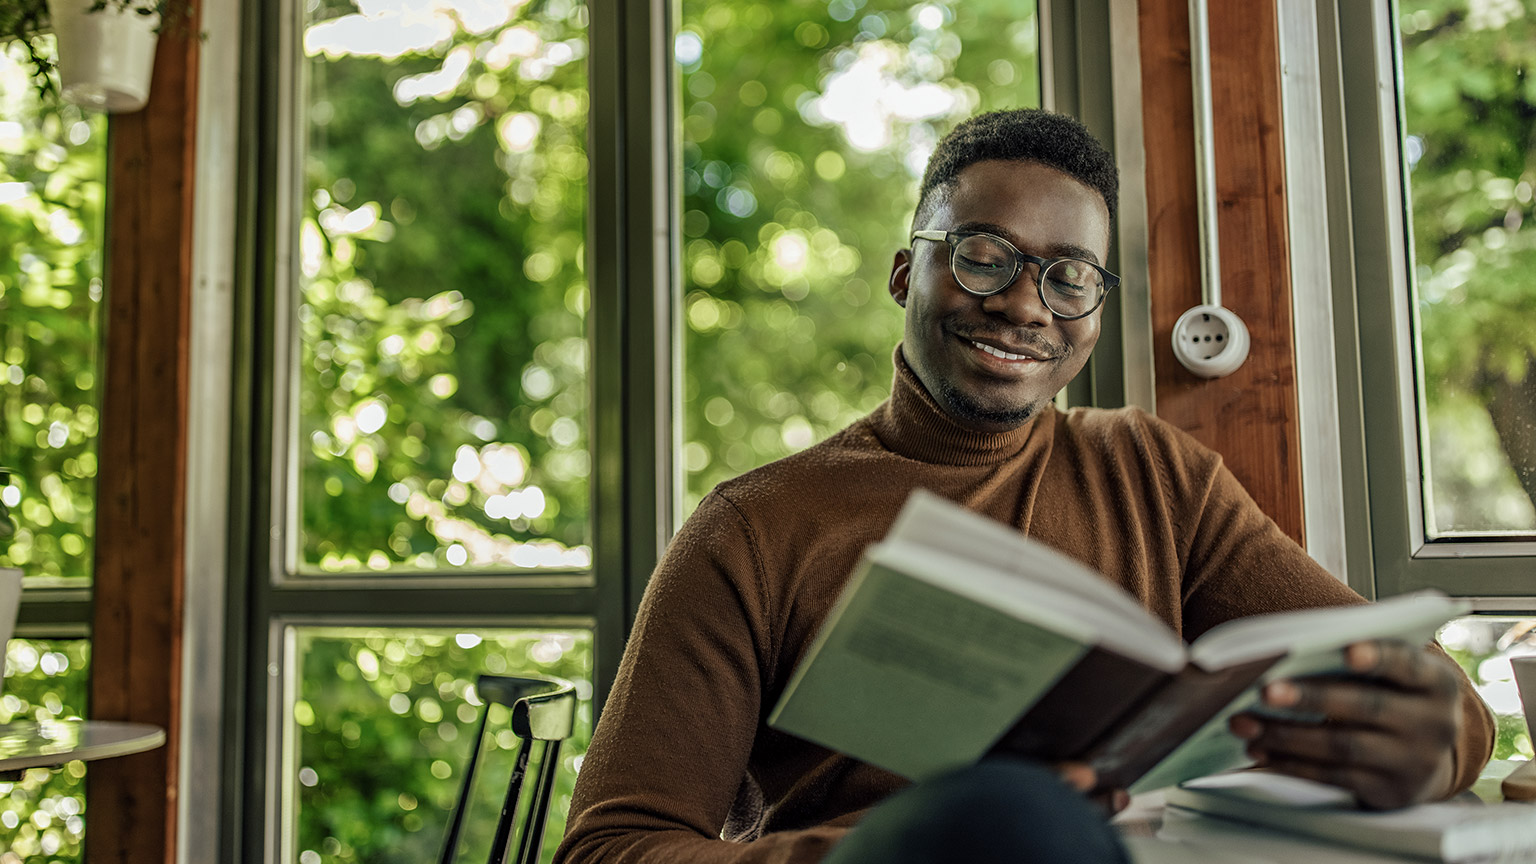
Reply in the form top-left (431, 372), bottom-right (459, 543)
top-left (827, 759), bottom-right (1128, 864)
top-left (922, 760), bottom-right (1122, 856)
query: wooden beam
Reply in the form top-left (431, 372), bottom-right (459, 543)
top-left (1139, 0), bottom-right (1305, 544)
top-left (87, 6), bottom-right (200, 862)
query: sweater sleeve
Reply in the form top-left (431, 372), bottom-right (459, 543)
top-left (1158, 423), bottom-right (1495, 797)
top-left (554, 492), bottom-right (850, 864)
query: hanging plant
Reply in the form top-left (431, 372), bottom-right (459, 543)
top-left (0, 0), bottom-right (195, 110)
top-left (0, 0), bottom-right (55, 96)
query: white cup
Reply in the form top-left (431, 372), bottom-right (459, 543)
top-left (1514, 655), bottom-right (1536, 736)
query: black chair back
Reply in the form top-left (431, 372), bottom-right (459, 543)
top-left (440, 674), bottom-right (576, 864)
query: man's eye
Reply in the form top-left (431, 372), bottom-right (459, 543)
top-left (1045, 261), bottom-right (1100, 297)
top-left (957, 255), bottom-right (1006, 272)
top-left (1047, 277), bottom-right (1090, 296)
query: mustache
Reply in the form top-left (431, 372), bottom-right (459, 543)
top-left (943, 317), bottom-right (1068, 359)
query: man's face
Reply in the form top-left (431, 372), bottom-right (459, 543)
top-left (889, 159), bottom-right (1111, 432)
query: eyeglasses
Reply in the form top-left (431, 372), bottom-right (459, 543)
top-left (910, 230), bottom-right (1120, 321)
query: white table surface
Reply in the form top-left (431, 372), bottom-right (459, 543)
top-left (0, 719), bottom-right (165, 777)
top-left (1116, 760), bottom-right (1531, 864)
top-left (1122, 812), bottom-right (1424, 864)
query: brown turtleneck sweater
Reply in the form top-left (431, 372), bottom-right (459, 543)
top-left (555, 354), bottom-right (1495, 864)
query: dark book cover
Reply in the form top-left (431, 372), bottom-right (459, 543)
top-left (1086, 654), bottom-right (1281, 791)
top-left (985, 645), bottom-right (1171, 762)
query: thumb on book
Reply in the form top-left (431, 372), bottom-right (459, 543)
top-left (1055, 761), bottom-right (1097, 793)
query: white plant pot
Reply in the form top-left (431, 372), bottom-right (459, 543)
top-left (45, 0), bottom-right (160, 113)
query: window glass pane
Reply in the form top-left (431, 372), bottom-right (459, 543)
top-left (0, 637), bottom-right (91, 862)
top-left (678, 1), bottom-right (1041, 511)
top-left (1399, 3), bottom-right (1536, 537)
top-left (297, 0), bottom-right (591, 573)
top-left (1439, 617), bottom-right (1535, 760)
top-left (286, 626), bottom-right (592, 864)
top-left (0, 40), bottom-right (105, 585)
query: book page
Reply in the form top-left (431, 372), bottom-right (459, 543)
top-left (876, 538), bottom-right (1185, 673)
top-left (1127, 689), bottom-right (1261, 795)
top-left (1152, 811), bottom-right (1426, 864)
top-left (768, 561), bottom-right (1091, 781)
top-left (887, 491), bottom-right (1171, 639)
top-left (1188, 591), bottom-right (1466, 671)
top-left (1132, 593), bottom-right (1469, 795)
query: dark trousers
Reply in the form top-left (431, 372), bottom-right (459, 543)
top-left (822, 759), bottom-right (1131, 864)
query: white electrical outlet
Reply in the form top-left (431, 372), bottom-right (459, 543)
top-left (1172, 304), bottom-right (1250, 379)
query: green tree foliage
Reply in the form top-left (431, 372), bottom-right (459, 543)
top-left (294, 0), bottom-right (1044, 557)
top-left (0, 638), bottom-right (90, 862)
top-left (293, 629), bottom-right (591, 864)
top-left (677, 0), bottom-right (1041, 509)
top-left (0, 38), bottom-right (99, 864)
top-left (299, 0), bottom-right (591, 572)
top-left (0, 40), bottom-right (102, 583)
top-left (1401, 0), bottom-right (1536, 530)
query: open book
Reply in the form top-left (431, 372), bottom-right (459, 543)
top-left (1166, 772), bottom-right (1536, 862)
top-left (766, 491), bottom-right (1466, 794)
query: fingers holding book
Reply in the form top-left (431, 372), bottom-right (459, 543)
top-left (1053, 762), bottom-right (1130, 816)
top-left (1341, 639), bottom-right (1463, 699)
top-left (1227, 639), bottom-right (1462, 810)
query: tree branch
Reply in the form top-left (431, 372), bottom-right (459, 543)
top-left (1480, 354), bottom-right (1536, 507)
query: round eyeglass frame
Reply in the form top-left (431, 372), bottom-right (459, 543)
top-left (910, 229), bottom-right (1121, 321)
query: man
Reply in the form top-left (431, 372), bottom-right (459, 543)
top-left (554, 109), bottom-right (1494, 864)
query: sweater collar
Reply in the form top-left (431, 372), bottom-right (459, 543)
top-left (867, 346), bottom-right (1052, 466)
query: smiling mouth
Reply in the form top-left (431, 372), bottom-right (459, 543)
top-left (968, 339), bottom-right (1054, 363)
top-left (972, 341), bottom-right (1034, 361)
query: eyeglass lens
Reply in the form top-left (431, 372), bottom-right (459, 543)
top-left (951, 234), bottom-right (1104, 317)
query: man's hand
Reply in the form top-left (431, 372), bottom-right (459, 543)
top-left (1228, 640), bottom-right (1463, 810)
top-left (1056, 762), bottom-right (1130, 816)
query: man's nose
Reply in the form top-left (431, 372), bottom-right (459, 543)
top-left (979, 268), bottom-right (1053, 326)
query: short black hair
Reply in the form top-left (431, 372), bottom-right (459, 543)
top-left (913, 109), bottom-right (1119, 231)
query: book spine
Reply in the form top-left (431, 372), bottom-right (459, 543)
top-left (1087, 654), bottom-right (1280, 791)
top-left (985, 646), bottom-right (1171, 763)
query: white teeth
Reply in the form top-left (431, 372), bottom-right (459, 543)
top-left (972, 341), bottom-right (1031, 361)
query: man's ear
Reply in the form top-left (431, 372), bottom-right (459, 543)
top-left (888, 249), bottom-right (912, 308)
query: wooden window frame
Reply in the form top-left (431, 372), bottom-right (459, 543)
top-left (84, 2), bottom-right (205, 862)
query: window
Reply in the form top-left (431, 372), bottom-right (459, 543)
top-left (0, 42), bottom-right (102, 588)
top-left (1326, 2), bottom-right (1536, 759)
top-left (1439, 617), bottom-right (1536, 762)
top-left (1395, 0), bottom-right (1536, 764)
top-left (1333, 1), bottom-right (1536, 595)
top-left (287, 627), bottom-right (590, 863)
top-left (244, 2), bottom-right (620, 862)
top-left (676, 2), bottom-right (1043, 511)
top-left (240, 1), bottom-right (1094, 859)
top-left (0, 37), bottom-right (104, 863)
top-left (1398, 1), bottom-right (1536, 539)
top-left (296, 0), bottom-right (591, 575)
